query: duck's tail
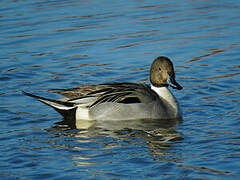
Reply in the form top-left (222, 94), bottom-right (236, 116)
top-left (22, 91), bottom-right (77, 119)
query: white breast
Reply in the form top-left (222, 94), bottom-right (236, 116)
top-left (151, 85), bottom-right (181, 117)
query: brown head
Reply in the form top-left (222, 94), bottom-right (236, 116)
top-left (150, 56), bottom-right (182, 90)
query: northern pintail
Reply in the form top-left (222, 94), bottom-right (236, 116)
top-left (23, 56), bottom-right (183, 121)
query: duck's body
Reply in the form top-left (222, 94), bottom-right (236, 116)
top-left (23, 56), bottom-right (183, 121)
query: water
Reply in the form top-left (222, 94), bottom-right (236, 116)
top-left (1, 0), bottom-right (240, 179)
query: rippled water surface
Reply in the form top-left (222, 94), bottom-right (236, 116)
top-left (1, 0), bottom-right (240, 179)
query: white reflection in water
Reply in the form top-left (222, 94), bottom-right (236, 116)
top-left (49, 117), bottom-right (182, 166)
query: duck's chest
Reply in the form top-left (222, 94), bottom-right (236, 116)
top-left (151, 86), bottom-right (181, 116)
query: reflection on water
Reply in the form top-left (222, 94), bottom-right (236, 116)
top-left (49, 118), bottom-right (182, 167)
top-left (1, 0), bottom-right (240, 179)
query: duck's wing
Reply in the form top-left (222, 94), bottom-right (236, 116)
top-left (67, 82), bottom-right (160, 107)
top-left (37, 82), bottom-right (159, 108)
top-left (48, 85), bottom-right (103, 99)
top-left (23, 83), bottom-right (160, 120)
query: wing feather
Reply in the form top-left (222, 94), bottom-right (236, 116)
top-left (50, 82), bottom-right (159, 107)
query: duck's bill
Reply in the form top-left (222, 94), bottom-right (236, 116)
top-left (168, 77), bottom-right (183, 90)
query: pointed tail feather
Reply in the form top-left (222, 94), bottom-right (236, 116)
top-left (22, 91), bottom-right (77, 119)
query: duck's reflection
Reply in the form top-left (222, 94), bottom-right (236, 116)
top-left (56, 116), bottom-right (181, 130)
top-left (49, 118), bottom-right (183, 166)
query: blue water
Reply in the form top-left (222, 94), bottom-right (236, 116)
top-left (1, 0), bottom-right (240, 179)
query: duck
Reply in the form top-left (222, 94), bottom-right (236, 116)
top-left (23, 56), bottom-right (183, 121)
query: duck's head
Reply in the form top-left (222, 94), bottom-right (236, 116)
top-left (150, 56), bottom-right (183, 90)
